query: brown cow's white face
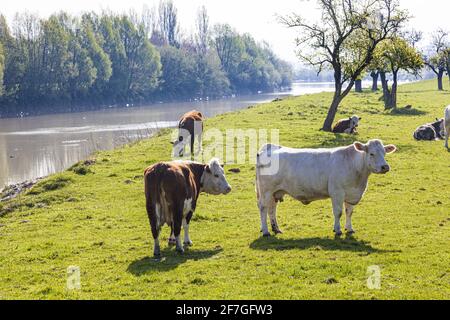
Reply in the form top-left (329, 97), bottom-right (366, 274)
top-left (201, 158), bottom-right (232, 195)
top-left (354, 140), bottom-right (397, 174)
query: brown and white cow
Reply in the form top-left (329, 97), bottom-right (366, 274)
top-left (256, 140), bottom-right (397, 237)
top-left (332, 115), bottom-right (361, 134)
top-left (144, 158), bottom-right (231, 257)
top-left (171, 110), bottom-right (204, 158)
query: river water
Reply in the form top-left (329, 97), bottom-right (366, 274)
top-left (0, 82), bottom-right (335, 188)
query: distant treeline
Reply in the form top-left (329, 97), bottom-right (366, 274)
top-left (0, 2), bottom-right (292, 116)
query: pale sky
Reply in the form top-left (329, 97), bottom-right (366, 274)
top-left (1, 0), bottom-right (449, 64)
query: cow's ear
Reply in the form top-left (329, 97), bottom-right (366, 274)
top-left (205, 166), bottom-right (212, 174)
top-left (359, 117), bottom-right (362, 121)
top-left (385, 145), bottom-right (397, 154)
top-left (220, 164), bottom-right (225, 169)
top-left (354, 142), bottom-right (367, 153)
top-left (170, 141), bottom-right (175, 145)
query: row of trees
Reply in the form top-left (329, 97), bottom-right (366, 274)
top-left (283, 0), bottom-right (446, 131)
top-left (0, 2), bottom-right (292, 115)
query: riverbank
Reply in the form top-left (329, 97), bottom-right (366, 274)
top-left (0, 79), bottom-right (449, 299)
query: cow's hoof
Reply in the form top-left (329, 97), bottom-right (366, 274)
top-left (153, 252), bottom-right (161, 259)
top-left (273, 229), bottom-right (283, 235)
top-left (184, 241), bottom-right (193, 247)
top-left (334, 231), bottom-right (343, 237)
top-left (346, 229), bottom-right (356, 235)
top-left (176, 247), bottom-right (185, 254)
top-left (262, 232), bottom-right (271, 238)
top-left (168, 239), bottom-right (176, 247)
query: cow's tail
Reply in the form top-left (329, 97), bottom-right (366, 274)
top-left (255, 144), bottom-right (281, 200)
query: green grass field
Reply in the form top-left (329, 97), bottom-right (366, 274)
top-left (0, 79), bottom-right (449, 300)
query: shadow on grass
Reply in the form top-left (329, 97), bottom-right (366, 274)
top-left (387, 107), bottom-right (427, 116)
top-left (250, 236), bottom-right (397, 254)
top-left (127, 248), bottom-right (223, 276)
top-left (310, 135), bottom-right (358, 149)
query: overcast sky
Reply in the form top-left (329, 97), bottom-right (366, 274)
top-left (1, 0), bottom-right (448, 64)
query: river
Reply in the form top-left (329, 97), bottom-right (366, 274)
top-left (0, 82), bottom-right (335, 188)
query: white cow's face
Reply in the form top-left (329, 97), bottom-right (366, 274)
top-left (438, 119), bottom-right (445, 138)
top-left (350, 116), bottom-right (361, 129)
top-left (354, 140), bottom-right (397, 174)
top-left (201, 158), bottom-right (232, 195)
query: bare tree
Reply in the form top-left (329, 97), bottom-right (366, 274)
top-left (280, 0), bottom-right (408, 131)
top-left (402, 29), bottom-right (423, 48)
top-left (158, 0), bottom-right (179, 47)
top-left (141, 5), bottom-right (156, 37)
top-left (424, 29), bottom-right (449, 90)
top-left (195, 6), bottom-right (210, 55)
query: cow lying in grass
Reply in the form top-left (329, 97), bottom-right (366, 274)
top-left (413, 118), bottom-right (445, 141)
top-left (332, 115), bottom-right (361, 134)
top-left (445, 106), bottom-right (450, 149)
top-left (256, 140), bottom-right (397, 237)
top-left (144, 158), bottom-right (231, 257)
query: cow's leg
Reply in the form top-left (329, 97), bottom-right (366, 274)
top-left (445, 128), bottom-right (449, 149)
top-left (331, 194), bottom-right (345, 236)
top-left (147, 201), bottom-right (161, 257)
top-left (196, 134), bottom-right (203, 156)
top-left (173, 205), bottom-right (184, 254)
top-left (344, 203), bottom-right (355, 234)
top-left (183, 211), bottom-right (194, 247)
top-left (190, 135), bottom-right (195, 160)
top-left (258, 192), bottom-right (272, 237)
top-left (269, 201), bottom-right (282, 235)
top-left (168, 224), bottom-right (176, 247)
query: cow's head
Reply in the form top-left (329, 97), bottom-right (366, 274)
top-left (201, 158), bottom-right (232, 195)
top-left (435, 118), bottom-right (445, 138)
top-left (354, 140), bottom-right (397, 174)
top-left (350, 115), bottom-right (361, 130)
top-left (171, 136), bottom-right (185, 157)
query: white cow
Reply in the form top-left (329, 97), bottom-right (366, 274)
top-left (445, 105), bottom-right (450, 149)
top-left (256, 140), bottom-right (397, 237)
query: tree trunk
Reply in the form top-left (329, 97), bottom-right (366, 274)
top-left (371, 71), bottom-right (379, 91)
top-left (438, 70), bottom-right (444, 91)
top-left (322, 90), bottom-right (342, 132)
top-left (384, 72), bottom-right (398, 109)
top-left (355, 79), bottom-right (363, 93)
top-left (380, 71), bottom-right (390, 108)
top-left (391, 72), bottom-right (398, 109)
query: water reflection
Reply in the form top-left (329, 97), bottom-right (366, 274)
top-left (0, 82), bottom-right (335, 188)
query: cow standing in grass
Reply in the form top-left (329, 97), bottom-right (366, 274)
top-left (172, 110), bottom-right (204, 158)
top-left (445, 106), bottom-right (450, 149)
top-left (144, 158), bottom-right (231, 257)
top-left (256, 140), bottom-right (397, 237)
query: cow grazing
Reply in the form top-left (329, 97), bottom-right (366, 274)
top-left (413, 118), bottom-right (445, 141)
top-left (445, 106), bottom-right (450, 149)
top-left (171, 110), bottom-right (204, 158)
top-left (332, 115), bottom-right (361, 134)
top-left (144, 158), bottom-right (231, 257)
top-left (256, 140), bottom-right (397, 237)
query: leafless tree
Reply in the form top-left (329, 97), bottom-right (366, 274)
top-left (158, 0), bottom-right (179, 47)
top-left (424, 29), bottom-right (449, 90)
top-left (195, 6), bottom-right (210, 55)
top-left (280, 0), bottom-right (408, 131)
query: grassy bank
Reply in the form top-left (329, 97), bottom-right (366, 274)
top-left (0, 79), bottom-right (449, 300)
